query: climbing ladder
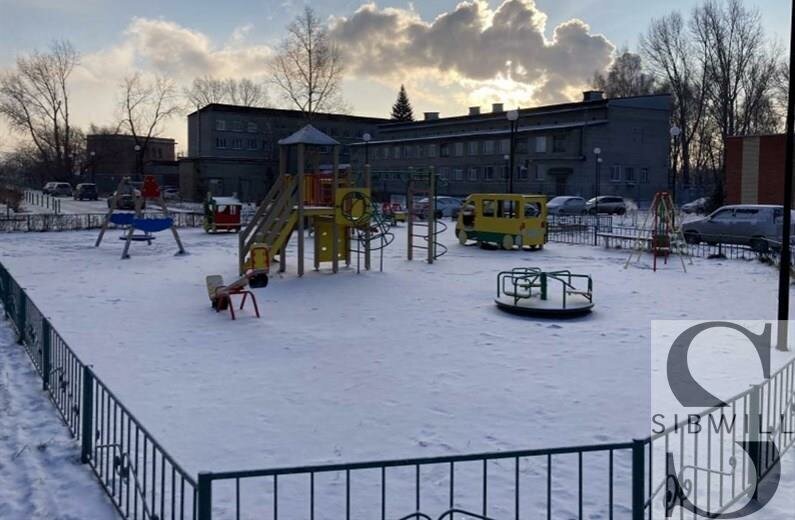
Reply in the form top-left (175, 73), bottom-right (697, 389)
top-left (625, 191), bottom-right (691, 272)
top-left (407, 168), bottom-right (447, 264)
top-left (349, 201), bottom-right (396, 272)
top-left (238, 175), bottom-right (298, 274)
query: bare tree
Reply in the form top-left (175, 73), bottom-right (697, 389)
top-left (118, 73), bottom-right (180, 175)
top-left (227, 78), bottom-right (269, 107)
top-left (184, 76), bottom-right (229, 110)
top-left (592, 49), bottom-right (657, 98)
top-left (270, 6), bottom-right (346, 116)
top-left (692, 0), bottom-right (779, 141)
top-left (0, 40), bottom-right (79, 181)
top-left (642, 12), bottom-right (708, 185)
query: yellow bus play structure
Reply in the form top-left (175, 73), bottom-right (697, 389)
top-left (455, 193), bottom-right (548, 250)
top-left (238, 125), bottom-right (393, 277)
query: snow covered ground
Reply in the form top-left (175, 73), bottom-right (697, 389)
top-left (1, 224), bottom-right (795, 517)
top-left (0, 315), bottom-right (116, 519)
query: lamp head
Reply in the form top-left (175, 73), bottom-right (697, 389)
top-left (593, 147), bottom-right (601, 155)
top-left (506, 109), bottom-right (519, 122)
top-left (363, 133), bottom-right (372, 142)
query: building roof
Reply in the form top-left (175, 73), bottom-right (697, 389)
top-left (376, 94), bottom-right (670, 132)
top-left (351, 120), bottom-right (609, 146)
top-left (188, 103), bottom-right (388, 124)
top-left (279, 125), bottom-right (340, 146)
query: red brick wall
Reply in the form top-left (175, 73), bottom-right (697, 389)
top-left (758, 135), bottom-right (786, 205)
top-left (725, 137), bottom-right (744, 204)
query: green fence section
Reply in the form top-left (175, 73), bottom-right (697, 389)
top-left (1, 258), bottom-right (795, 520)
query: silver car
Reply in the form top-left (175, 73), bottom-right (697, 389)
top-left (585, 196), bottom-right (627, 215)
top-left (682, 204), bottom-right (795, 252)
top-left (415, 196), bottom-right (462, 219)
top-left (547, 196), bottom-right (587, 216)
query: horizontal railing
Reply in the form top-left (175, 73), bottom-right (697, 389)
top-left (0, 211), bottom-right (205, 233)
top-left (0, 262), bottom-right (197, 520)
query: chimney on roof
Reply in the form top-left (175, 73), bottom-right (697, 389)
top-left (583, 90), bottom-right (604, 102)
top-left (424, 112), bottom-right (440, 121)
top-left (469, 106), bottom-right (481, 116)
top-left (492, 103), bottom-right (504, 113)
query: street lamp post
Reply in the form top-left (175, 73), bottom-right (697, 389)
top-left (362, 132), bottom-right (371, 165)
top-left (134, 144), bottom-right (142, 180)
top-left (89, 151), bottom-right (96, 184)
top-left (670, 126), bottom-right (682, 212)
top-left (593, 147), bottom-right (602, 246)
top-left (506, 109), bottom-right (519, 194)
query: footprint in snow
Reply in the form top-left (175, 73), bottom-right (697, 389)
top-left (547, 324), bottom-right (562, 329)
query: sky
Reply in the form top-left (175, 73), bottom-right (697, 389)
top-left (0, 0), bottom-right (790, 153)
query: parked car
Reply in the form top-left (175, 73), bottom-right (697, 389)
top-left (108, 189), bottom-right (145, 211)
top-left (682, 204), bottom-right (795, 252)
top-left (42, 182), bottom-right (73, 197)
top-left (162, 187), bottom-right (180, 200)
top-left (585, 196), bottom-right (627, 215)
top-left (547, 196), bottom-right (587, 216)
top-left (681, 197), bottom-right (712, 214)
top-left (73, 183), bottom-right (98, 201)
top-left (414, 196), bottom-right (462, 219)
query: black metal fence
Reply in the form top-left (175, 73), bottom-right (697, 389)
top-left (1, 258), bottom-right (794, 520)
top-left (547, 216), bottom-right (790, 262)
top-left (0, 262), bottom-right (197, 520)
top-left (0, 212), bottom-right (205, 233)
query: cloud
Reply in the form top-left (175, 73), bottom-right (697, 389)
top-left (329, 0), bottom-right (615, 106)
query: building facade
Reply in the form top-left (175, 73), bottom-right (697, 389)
top-left (181, 104), bottom-right (387, 202)
top-left (352, 93), bottom-right (673, 205)
top-left (725, 135), bottom-right (792, 205)
top-left (86, 134), bottom-right (178, 194)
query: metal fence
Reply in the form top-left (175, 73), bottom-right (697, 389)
top-left (23, 190), bottom-right (62, 214)
top-left (547, 216), bottom-right (789, 262)
top-left (1, 258), bottom-right (794, 520)
top-left (0, 262), bottom-right (197, 520)
top-left (0, 212), bottom-right (205, 233)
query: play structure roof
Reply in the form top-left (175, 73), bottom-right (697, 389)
top-left (278, 125), bottom-right (340, 146)
top-left (210, 196), bottom-right (242, 206)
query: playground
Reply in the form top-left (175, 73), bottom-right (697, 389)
top-left (1, 222), bottom-right (792, 482)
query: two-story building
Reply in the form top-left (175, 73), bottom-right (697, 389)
top-left (352, 92), bottom-right (672, 205)
top-left (86, 134), bottom-right (178, 194)
top-left (180, 104), bottom-right (387, 202)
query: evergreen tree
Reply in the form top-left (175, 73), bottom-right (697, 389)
top-left (391, 85), bottom-right (414, 122)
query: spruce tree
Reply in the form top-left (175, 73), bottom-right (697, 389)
top-left (391, 85), bottom-right (415, 122)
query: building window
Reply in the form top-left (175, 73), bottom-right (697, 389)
top-left (437, 167), bottom-right (450, 181)
top-left (247, 139), bottom-right (258, 150)
top-left (454, 142), bottom-right (464, 157)
top-left (610, 165), bottom-right (622, 182)
top-left (468, 141), bottom-right (479, 155)
top-left (468, 167), bottom-right (479, 181)
top-left (535, 136), bottom-right (547, 153)
top-left (440, 143), bottom-right (450, 158)
top-left (232, 138), bottom-right (243, 150)
top-left (640, 168), bottom-right (649, 183)
top-left (483, 166), bottom-right (495, 181)
top-left (393, 146), bottom-right (401, 159)
top-left (498, 139), bottom-right (510, 154)
top-left (552, 135), bottom-right (566, 153)
top-left (247, 122), bottom-right (258, 133)
top-left (482, 140), bottom-right (495, 155)
top-left (232, 120), bottom-right (243, 132)
top-left (216, 137), bottom-right (227, 149)
top-left (534, 166), bottom-right (543, 180)
top-left (499, 165), bottom-right (509, 180)
top-left (428, 144), bottom-right (438, 158)
top-left (453, 168), bottom-right (464, 181)
top-left (625, 167), bottom-right (636, 183)
top-left (517, 165), bottom-right (529, 180)
top-left (216, 119), bottom-right (226, 131)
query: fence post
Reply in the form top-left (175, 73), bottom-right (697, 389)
top-left (41, 318), bottom-right (51, 391)
top-left (16, 290), bottom-right (26, 344)
top-left (748, 384), bottom-right (762, 485)
top-left (631, 439), bottom-right (645, 520)
top-left (197, 472), bottom-right (213, 520)
top-left (80, 365), bottom-right (94, 463)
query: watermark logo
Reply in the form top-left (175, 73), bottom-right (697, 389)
top-left (651, 321), bottom-right (787, 518)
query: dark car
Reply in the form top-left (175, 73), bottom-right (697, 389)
top-left (73, 183), bottom-right (98, 201)
top-left (108, 189), bottom-right (145, 211)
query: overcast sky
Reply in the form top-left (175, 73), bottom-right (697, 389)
top-left (0, 0), bottom-right (790, 152)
